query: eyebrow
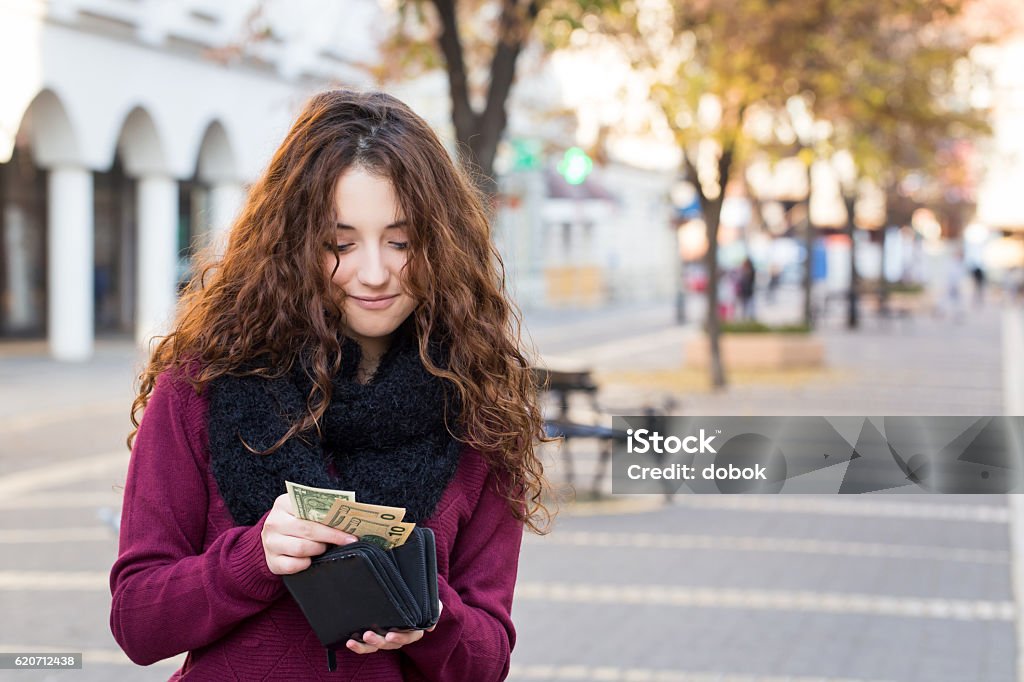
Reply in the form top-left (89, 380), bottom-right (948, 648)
top-left (335, 220), bottom-right (409, 230)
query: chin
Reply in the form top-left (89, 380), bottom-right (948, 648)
top-left (349, 323), bottom-right (400, 340)
top-left (342, 311), bottom-right (412, 341)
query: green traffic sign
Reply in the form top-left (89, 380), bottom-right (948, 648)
top-left (558, 147), bottom-right (593, 185)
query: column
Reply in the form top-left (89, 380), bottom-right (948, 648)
top-left (47, 165), bottom-right (93, 361)
top-left (209, 180), bottom-right (244, 256)
top-left (136, 174), bottom-right (178, 347)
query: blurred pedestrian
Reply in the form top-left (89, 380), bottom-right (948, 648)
top-left (945, 250), bottom-right (965, 322)
top-left (718, 268), bottom-right (737, 321)
top-left (110, 89), bottom-right (549, 680)
top-left (971, 263), bottom-right (986, 307)
top-left (766, 264), bottom-right (781, 304)
top-left (738, 258), bottom-right (757, 320)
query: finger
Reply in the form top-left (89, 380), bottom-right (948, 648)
top-left (358, 626), bottom-right (393, 647)
top-left (271, 513), bottom-right (353, 545)
top-left (346, 638), bottom-right (377, 655)
top-left (265, 535), bottom-right (327, 559)
top-left (267, 555), bottom-right (311, 576)
top-left (362, 630), bottom-right (409, 650)
top-left (298, 520), bottom-right (358, 546)
top-left (383, 630), bottom-right (423, 646)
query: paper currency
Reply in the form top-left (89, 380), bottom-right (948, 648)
top-left (285, 481), bottom-right (415, 549)
top-left (329, 510), bottom-right (416, 550)
top-left (323, 499), bottom-right (415, 549)
top-left (323, 498), bottom-right (407, 527)
top-left (285, 481), bottom-right (355, 523)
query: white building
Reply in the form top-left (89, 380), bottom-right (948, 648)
top-left (0, 0), bottom-right (415, 360)
top-left (975, 30), bottom-right (1024, 234)
top-left (1, 0), bottom-right (682, 361)
top-left (493, 44), bottom-right (680, 311)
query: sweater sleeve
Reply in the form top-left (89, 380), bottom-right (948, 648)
top-left (400, 465), bottom-right (525, 682)
top-left (109, 372), bottom-right (286, 666)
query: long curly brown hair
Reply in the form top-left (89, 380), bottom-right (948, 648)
top-left (129, 89), bottom-right (553, 534)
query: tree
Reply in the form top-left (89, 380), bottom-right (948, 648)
top-left (732, 1), bottom-right (989, 330)
top-left (560, 0), bottom-right (990, 383)
top-left (795, 0), bottom-right (990, 328)
top-left (378, 1), bottom-right (622, 200)
top-left (573, 1), bottom-right (830, 388)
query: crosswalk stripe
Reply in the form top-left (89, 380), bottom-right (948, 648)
top-left (0, 571), bottom-right (108, 590)
top-left (567, 495), bottom-right (1010, 523)
top-left (1, 571), bottom-right (1011, 623)
top-left (508, 664), bottom-right (891, 682)
top-left (0, 451), bottom-right (127, 497)
top-left (0, 492), bottom-right (123, 509)
top-left (669, 496), bottom-right (1010, 523)
top-left (0, 399), bottom-right (125, 434)
top-left (514, 582), bottom-right (1016, 621)
top-left (526, 530), bottom-right (1010, 564)
top-left (0, 527), bottom-right (114, 543)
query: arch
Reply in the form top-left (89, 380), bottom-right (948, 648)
top-left (194, 119), bottom-right (240, 184)
top-left (114, 105), bottom-right (171, 178)
top-left (12, 88), bottom-right (82, 168)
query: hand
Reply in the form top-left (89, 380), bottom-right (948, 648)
top-left (261, 493), bottom-right (358, 575)
top-left (346, 602), bottom-right (443, 655)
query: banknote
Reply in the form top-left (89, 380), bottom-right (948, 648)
top-left (285, 481), bottom-right (356, 523)
top-left (323, 498), bottom-right (407, 527)
top-left (329, 510), bottom-right (416, 550)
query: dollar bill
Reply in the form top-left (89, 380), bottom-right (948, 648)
top-left (323, 498), bottom-right (408, 527)
top-left (330, 510), bottom-right (417, 550)
top-left (285, 481), bottom-right (356, 523)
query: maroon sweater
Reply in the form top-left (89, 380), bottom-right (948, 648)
top-left (110, 371), bottom-right (523, 681)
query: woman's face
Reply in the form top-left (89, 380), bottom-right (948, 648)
top-left (325, 166), bottom-right (418, 355)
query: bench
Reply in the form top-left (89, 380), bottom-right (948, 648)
top-left (531, 364), bottom-right (667, 496)
top-left (532, 365), bottom-right (613, 493)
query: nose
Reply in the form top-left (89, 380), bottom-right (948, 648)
top-left (356, 245), bottom-right (389, 288)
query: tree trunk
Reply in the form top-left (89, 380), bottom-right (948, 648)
top-left (803, 161), bottom-right (815, 328)
top-left (431, 0), bottom-right (538, 202)
top-left (705, 199), bottom-right (726, 389)
top-left (686, 146), bottom-right (733, 390)
top-left (844, 193), bottom-right (860, 329)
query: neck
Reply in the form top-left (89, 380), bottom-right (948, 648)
top-left (352, 336), bottom-right (390, 383)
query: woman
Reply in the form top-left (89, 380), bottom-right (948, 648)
top-left (110, 89), bottom-right (551, 681)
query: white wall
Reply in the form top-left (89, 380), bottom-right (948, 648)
top-left (976, 38), bottom-right (1024, 231)
top-left (599, 164), bottom-right (677, 302)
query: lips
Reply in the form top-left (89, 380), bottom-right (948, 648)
top-left (348, 294), bottom-right (399, 310)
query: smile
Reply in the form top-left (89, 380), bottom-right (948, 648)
top-left (349, 294), bottom-right (399, 310)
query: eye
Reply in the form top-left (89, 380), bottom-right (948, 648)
top-left (323, 242), bottom-right (354, 253)
top-left (389, 241), bottom-right (409, 250)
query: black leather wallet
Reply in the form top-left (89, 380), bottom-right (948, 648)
top-left (282, 526), bottom-right (441, 671)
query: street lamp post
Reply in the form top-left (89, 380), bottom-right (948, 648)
top-left (833, 150), bottom-right (860, 329)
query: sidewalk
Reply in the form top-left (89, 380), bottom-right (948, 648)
top-left (526, 288), bottom-right (1005, 418)
top-left (0, 294), bottom-right (1015, 681)
top-left (515, 294), bottom-right (1015, 682)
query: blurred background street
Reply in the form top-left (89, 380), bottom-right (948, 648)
top-left (1, 289), bottom-right (1022, 681)
top-left (3, 0), bottom-right (1024, 680)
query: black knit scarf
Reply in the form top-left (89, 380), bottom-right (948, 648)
top-left (205, 322), bottom-right (463, 527)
